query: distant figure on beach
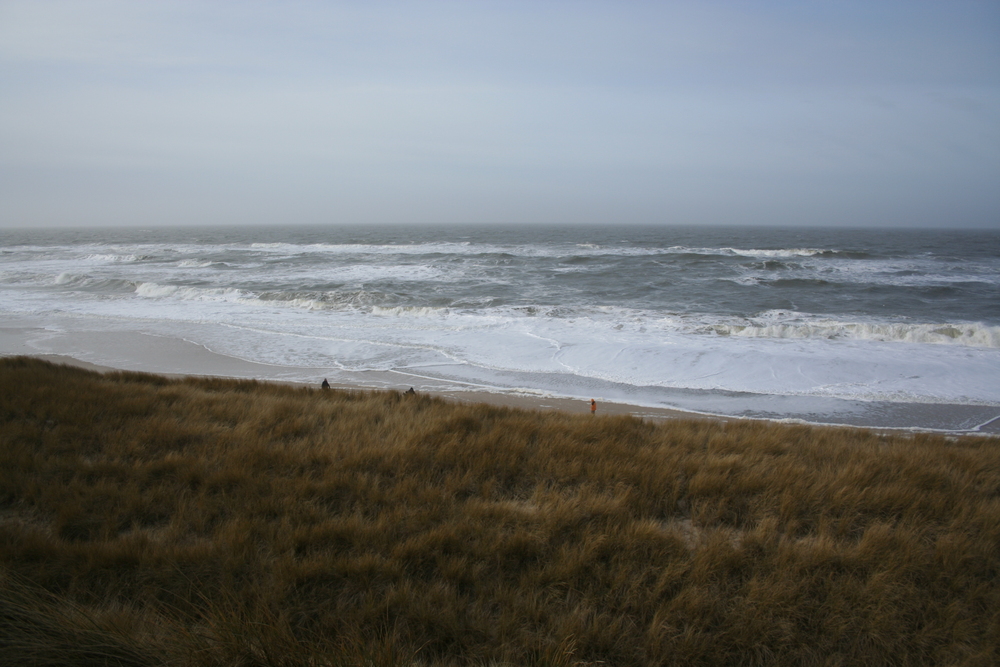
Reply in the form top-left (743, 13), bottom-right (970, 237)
top-left (321, 378), bottom-right (330, 389)
top-left (591, 399), bottom-right (597, 415)
top-left (405, 387), bottom-right (416, 395)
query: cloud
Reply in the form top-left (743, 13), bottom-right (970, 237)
top-left (1, 1), bottom-right (998, 227)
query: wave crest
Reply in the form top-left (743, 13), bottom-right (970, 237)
top-left (371, 305), bottom-right (449, 318)
top-left (53, 273), bottom-right (137, 292)
top-left (134, 282), bottom-right (246, 302)
top-left (706, 320), bottom-right (1000, 348)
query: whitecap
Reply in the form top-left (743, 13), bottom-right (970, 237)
top-left (705, 319), bottom-right (1000, 348)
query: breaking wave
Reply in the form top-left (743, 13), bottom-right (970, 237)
top-left (371, 305), bottom-right (450, 318)
top-left (243, 240), bottom-right (856, 261)
top-left (53, 273), bottom-right (137, 293)
top-left (83, 253), bottom-right (148, 263)
top-left (255, 289), bottom-right (394, 310)
top-left (134, 282), bottom-right (246, 302)
top-left (704, 320), bottom-right (1000, 348)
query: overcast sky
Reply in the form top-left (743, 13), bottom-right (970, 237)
top-left (1, 1), bottom-right (998, 228)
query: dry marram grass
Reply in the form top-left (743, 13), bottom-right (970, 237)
top-left (1, 356), bottom-right (998, 666)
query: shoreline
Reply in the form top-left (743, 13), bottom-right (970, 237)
top-left (3, 316), bottom-right (998, 435)
top-left (24, 352), bottom-right (714, 423)
top-left (20, 352), bottom-right (1000, 436)
top-left (2, 325), bottom-right (705, 421)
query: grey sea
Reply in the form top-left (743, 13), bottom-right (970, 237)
top-left (2, 224), bottom-right (999, 432)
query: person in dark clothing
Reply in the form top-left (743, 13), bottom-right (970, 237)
top-left (321, 378), bottom-right (330, 389)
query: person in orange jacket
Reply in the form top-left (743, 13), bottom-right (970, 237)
top-left (590, 398), bottom-right (597, 414)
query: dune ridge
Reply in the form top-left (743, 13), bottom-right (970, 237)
top-left (1, 356), bottom-right (998, 666)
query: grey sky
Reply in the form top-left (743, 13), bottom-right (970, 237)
top-left (1, 1), bottom-right (998, 228)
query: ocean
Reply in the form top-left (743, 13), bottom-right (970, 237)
top-left (2, 224), bottom-right (999, 432)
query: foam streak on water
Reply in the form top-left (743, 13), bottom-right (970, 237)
top-left (2, 224), bottom-right (999, 430)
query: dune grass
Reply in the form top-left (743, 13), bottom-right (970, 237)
top-left (1, 355), bottom-right (998, 666)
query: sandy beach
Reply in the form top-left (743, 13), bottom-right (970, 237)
top-left (4, 317), bottom-right (999, 434)
top-left (21, 351), bottom-right (707, 423)
top-left (0, 319), bottom-right (720, 424)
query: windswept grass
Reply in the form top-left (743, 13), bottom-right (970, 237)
top-left (1, 356), bottom-right (998, 666)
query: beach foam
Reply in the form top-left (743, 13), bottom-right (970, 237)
top-left (2, 224), bottom-right (998, 430)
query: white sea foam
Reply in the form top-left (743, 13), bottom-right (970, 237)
top-left (663, 245), bottom-right (834, 258)
top-left (52, 272), bottom-right (137, 292)
top-left (371, 306), bottom-right (450, 318)
top-left (134, 282), bottom-right (246, 302)
top-left (722, 247), bottom-right (828, 258)
top-left (730, 258), bottom-right (1000, 289)
top-left (4, 225), bottom-right (999, 426)
top-left (704, 319), bottom-right (1000, 348)
top-left (177, 259), bottom-right (219, 268)
top-left (245, 240), bottom-right (678, 259)
top-left (83, 253), bottom-right (144, 263)
top-left (246, 241), bottom-right (845, 261)
top-left (36, 266), bottom-right (1000, 352)
top-left (274, 297), bottom-right (329, 311)
top-left (53, 272), bottom-right (79, 285)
